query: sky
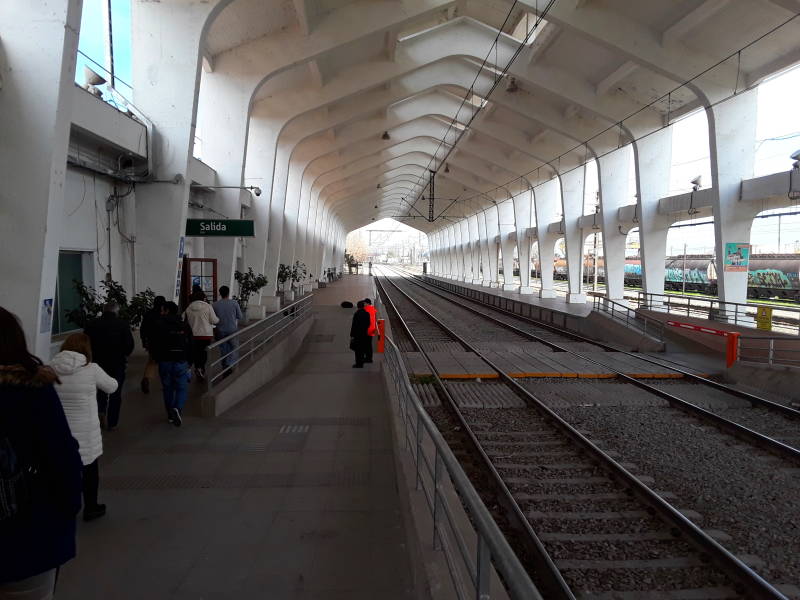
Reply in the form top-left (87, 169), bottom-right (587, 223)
top-left (76, 4), bottom-right (800, 256)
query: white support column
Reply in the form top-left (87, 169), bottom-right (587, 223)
top-left (131, 1), bottom-right (220, 302)
top-left (460, 219), bottom-right (472, 281)
top-left (634, 128), bottom-right (674, 300)
top-left (197, 71), bottom-right (251, 291)
top-left (707, 89), bottom-right (760, 307)
top-left (452, 222), bottom-right (464, 280)
top-left (0, 0), bottom-right (82, 357)
top-left (477, 212), bottom-right (492, 286)
top-left (513, 189), bottom-right (534, 294)
top-left (469, 215), bottom-right (482, 284)
top-left (597, 147), bottom-right (632, 300)
top-left (497, 199), bottom-right (517, 291)
top-left (484, 205), bottom-right (501, 288)
top-left (560, 168), bottom-right (587, 304)
top-left (446, 225), bottom-right (457, 278)
top-left (534, 179), bottom-right (560, 299)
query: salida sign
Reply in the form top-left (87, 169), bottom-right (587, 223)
top-left (185, 219), bottom-right (255, 237)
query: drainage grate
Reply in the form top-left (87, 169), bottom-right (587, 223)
top-left (279, 424), bottom-right (310, 434)
top-left (309, 334), bottom-right (335, 343)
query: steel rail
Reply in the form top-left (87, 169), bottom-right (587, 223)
top-left (403, 269), bottom-right (800, 420)
top-left (390, 267), bottom-right (800, 465)
top-left (377, 267), bottom-right (789, 600)
top-left (374, 275), bottom-right (574, 600)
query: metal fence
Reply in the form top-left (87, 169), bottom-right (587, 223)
top-left (592, 296), bottom-right (665, 340)
top-left (738, 335), bottom-right (800, 368)
top-left (633, 292), bottom-right (800, 335)
top-left (206, 294), bottom-right (314, 389)
top-left (383, 338), bottom-right (542, 600)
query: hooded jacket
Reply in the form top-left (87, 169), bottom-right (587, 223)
top-left (84, 312), bottom-right (135, 371)
top-left (50, 351), bottom-right (118, 465)
top-left (0, 364), bottom-right (82, 583)
top-left (183, 301), bottom-right (219, 339)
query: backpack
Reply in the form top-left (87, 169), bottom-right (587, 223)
top-left (161, 318), bottom-right (191, 362)
top-left (0, 436), bottom-right (33, 521)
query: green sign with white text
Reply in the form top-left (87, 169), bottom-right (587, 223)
top-left (185, 219), bottom-right (255, 237)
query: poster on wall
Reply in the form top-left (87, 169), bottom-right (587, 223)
top-left (175, 258), bottom-right (183, 301)
top-left (723, 243), bottom-right (750, 272)
top-left (39, 299), bottom-right (53, 334)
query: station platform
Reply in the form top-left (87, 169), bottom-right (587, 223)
top-left (423, 274), bottom-right (593, 317)
top-left (57, 275), bottom-right (418, 599)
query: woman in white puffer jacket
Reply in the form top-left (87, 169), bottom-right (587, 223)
top-left (50, 333), bottom-right (118, 522)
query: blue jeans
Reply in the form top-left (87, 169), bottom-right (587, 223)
top-left (158, 361), bottom-right (191, 412)
top-left (217, 332), bottom-right (239, 369)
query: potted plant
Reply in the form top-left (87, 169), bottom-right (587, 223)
top-left (234, 268), bottom-right (268, 319)
top-left (67, 279), bottom-right (154, 330)
top-left (277, 263), bottom-right (292, 301)
top-left (291, 261), bottom-right (307, 295)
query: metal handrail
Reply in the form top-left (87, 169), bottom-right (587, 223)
top-left (592, 295), bottom-right (665, 340)
top-left (737, 334), bottom-right (800, 368)
top-left (206, 294), bottom-right (314, 389)
top-left (633, 292), bottom-right (800, 335)
top-left (383, 337), bottom-right (542, 600)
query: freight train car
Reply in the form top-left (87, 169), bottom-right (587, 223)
top-left (533, 254), bottom-right (800, 300)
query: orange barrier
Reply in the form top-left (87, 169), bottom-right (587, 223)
top-left (666, 320), bottom-right (740, 367)
top-left (377, 319), bottom-right (385, 353)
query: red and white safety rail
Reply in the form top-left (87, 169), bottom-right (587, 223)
top-left (666, 320), bottom-right (740, 367)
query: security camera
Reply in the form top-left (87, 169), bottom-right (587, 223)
top-left (791, 149), bottom-right (800, 168)
top-left (252, 187), bottom-right (262, 197)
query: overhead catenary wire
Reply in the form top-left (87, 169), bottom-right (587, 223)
top-left (422, 10), bottom-right (800, 229)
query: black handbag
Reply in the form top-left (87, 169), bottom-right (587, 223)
top-left (0, 436), bottom-right (33, 521)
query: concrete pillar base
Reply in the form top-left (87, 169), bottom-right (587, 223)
top-left (284, 290), bottom-right (295, 302)
top-left (472, 279), bottom-right (483, 285)
top-left (539, 289), bottom-right (557, 299)
top-left (312, 281), bottom-right (319, 289)
top-left (482, 281), bottom-right (493, 287)
top-left (567, 293), bottom-right (587, 304)
top-left (490, 282), bottom-right (500, 289)
top-left (246, 304), bottom-right (266, 321)
top-left (502, 284), bottom-right (519, 292)
top-left (261, 295), bottom-right (282, 312)
top-left (519, 286), bottom-right (535, 295)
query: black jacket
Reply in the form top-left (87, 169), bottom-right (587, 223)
top-left (150, 315), bottom-right (193, 363)
top-left (84, 313), bottom-right (135, 371)
top-left (350, 308), bottom-right (371, 338)
top-left (139, 307), bottom-right (162, 350)
top-left (0, 365), bottom-right (82, 583)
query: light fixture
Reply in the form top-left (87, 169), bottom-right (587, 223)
top-left (506, 77), bottom-right (518, 93)
top-left (688, 176), bottom-right (701, 215)
top-left (189, 184), bottom-right (262, 196)
top-left (374, 204), bottom-right (378, 209)
top-left (382, 131), bottom-right (390, 140)
top-left (690, 175), bottom-right (702, 191)
top-left (376, 183), bottom-right (381, 189)
top-left (83, 65), bottom-right (107, 97)
top-left (444, 163), bottom-right (450, 173)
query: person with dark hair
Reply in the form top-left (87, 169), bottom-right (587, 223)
top-left (49, 333), bottom-right (118, 521)
top-left (84, 302), bottom-right (134, 431)
top-left (183, 290), bottom-right (219, 380)
top-left (151, 302), bottom-right (193, 427)
top-left (139, 295), bottom-right (167, 394)
top-left (0, 307), bottom-right (83, 598)
top-left (363, 298), bottom-right (377, 364)
top-left (212, 286), bottom-right (243, 377)
top-left (349, 301), bottom-right (371, 368)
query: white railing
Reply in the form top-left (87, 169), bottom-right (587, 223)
top-left (383, 338), bottom-right (542, 600)
top-left (206, 294), bottom-right (314, 389)
top-left (592, 296), bottom-right (665, 340)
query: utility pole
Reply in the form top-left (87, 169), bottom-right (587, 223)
top-left (682, 243), bottom-right (687, 295)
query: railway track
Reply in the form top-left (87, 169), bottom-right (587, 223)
top-left (385, 265), bottom-right (800, 462)
top-left (374, 270), bottom-right (791, 600)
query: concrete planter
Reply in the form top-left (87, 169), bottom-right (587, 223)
top-left (246, 304), bottom-right (266, 320)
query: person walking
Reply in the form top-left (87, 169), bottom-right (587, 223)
top-left (349, 300), bottom-right (371, 368)
top-left (152, 302), bottom-right (193, 427)
top-left (50, 333), bottom-right (118, 522)
top-left (363, 298), bottom-right (377, 364)
top-left (183, 290), bottom-right (219, 380)
top-left (0, 307), bottom-right (83, 599)
top-left (139, 295), bottom-right (166, 394)
top-left (84, 302), bottom-right (134, 431)
top-left (212, 286), bottom-right (243, 377)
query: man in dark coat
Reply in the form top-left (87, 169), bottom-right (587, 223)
top-left (84, 302), bottom-right (134, 431)
top-left (350, 300), bottom-right (371, 368)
